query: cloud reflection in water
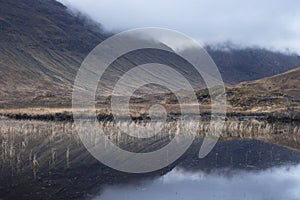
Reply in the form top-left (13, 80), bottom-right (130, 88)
top-left (96, 164), bottom-right (300, 200)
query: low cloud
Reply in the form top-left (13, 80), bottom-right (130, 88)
top-left (58, 0), bottom-right (300, 53)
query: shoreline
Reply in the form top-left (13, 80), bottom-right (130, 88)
top-left (1, 110), bottom-right (300, 123)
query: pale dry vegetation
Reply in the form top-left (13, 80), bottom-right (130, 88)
top-left (1, 118), bottom-right (300, 180)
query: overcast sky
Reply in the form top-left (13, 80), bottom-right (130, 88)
top-left (58, 0), bottom-right (300, 53)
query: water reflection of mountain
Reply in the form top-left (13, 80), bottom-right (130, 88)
top-left (180, 139), bottom-right (300, 172)
top-left (0, 120), bottom-right (300, 199)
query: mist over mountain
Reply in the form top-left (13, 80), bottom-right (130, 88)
top-left (0, 0), bottom-right (300, 108)
top-left (58, 0), bottom-right (300, 53)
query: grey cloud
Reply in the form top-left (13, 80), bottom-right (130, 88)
top-left (58, 0), bottom-right (300, 53)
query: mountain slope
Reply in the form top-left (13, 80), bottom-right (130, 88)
top-left (1, 0), bottom-right (300, 108)
top-left (0, 0), bottom-right (106, 106)
top-left (239, 67), bottom-right (300, 100)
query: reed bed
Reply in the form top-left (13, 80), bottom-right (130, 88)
top-left (0, 119), bottom-right (299, 178)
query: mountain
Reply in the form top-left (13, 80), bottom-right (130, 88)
top-left (1, 0), bottom-right (300, 108)
top-left (207, 46), bottom-right (300, 84)
top-left (0, 0), bottom-right (106, 107)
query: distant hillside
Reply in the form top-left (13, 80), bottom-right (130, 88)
top-left (128, 67), bottom-right (300, 116)
top-left (239, 67), bottom-right (300, 100)
top-left (1, 0), bottom-right (300, 108)
top-left (218, 67), bottom-right (300, 113)
top-left (207, 47), bottom-right (300, 84)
